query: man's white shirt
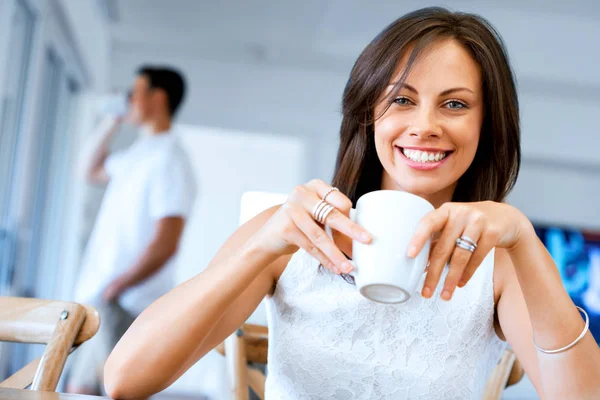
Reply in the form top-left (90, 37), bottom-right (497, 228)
top-left (75, 129), bottom-right (196, 315)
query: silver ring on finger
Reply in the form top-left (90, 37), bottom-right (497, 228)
top-left (455, 237), bottom-right (476, 253)
top-left (312, 200), bottom-right (335, 224)
top-left (322, 187), bottom-right (339, 202)
top-left (319, 203), bottom-right (336, 224)
top-left (459, 235), bottom-right (477, 249)
top-left (312, 200), bottom-right (328, 221)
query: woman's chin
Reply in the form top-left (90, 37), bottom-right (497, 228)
top-left (388, 178), bottom-right (453, 200)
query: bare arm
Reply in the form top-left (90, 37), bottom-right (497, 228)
top-left (104, 207), bottom-right (284, 399)
top-left (497, 229), bottom-right (600, 399)
top-left (82, 116), bottom-right (121, 184)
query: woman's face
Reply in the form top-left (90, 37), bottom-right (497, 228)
top-left (374, 39), bottom-right (484, 207)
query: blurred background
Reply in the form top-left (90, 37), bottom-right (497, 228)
top-left (0, 0), bottom-right (599, 399)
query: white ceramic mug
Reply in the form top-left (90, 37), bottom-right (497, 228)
top-left (349, 190), bottom-right (434, 304)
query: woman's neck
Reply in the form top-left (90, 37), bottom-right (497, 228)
top-left (380, 173), bottom-right (455, 209)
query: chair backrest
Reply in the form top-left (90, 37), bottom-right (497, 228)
top-left (0, 296), bottom-right (100, 392)
top-left (482, 348), bottom-right (524, 399)
top-left (216, 324), bottom-right (268, 400)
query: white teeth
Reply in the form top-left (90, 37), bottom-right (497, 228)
top-left (402, 148), bottom-right (447, 163)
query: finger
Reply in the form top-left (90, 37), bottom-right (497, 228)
top-left (324, 207), bottom-right (372, 244)
top-left (305, 179), bottom-right (352, 214)
top-left (287, 228), bottom-right (338, 274)
top-left (290, 206), bottom-right (353, 274)
top-left (298, 183), bottom-right (370, 244)
top-left (458, 230), bottom-right (498, 287)
top-left (407, 206), bottom-right (450, 258)
top-left (441, 226), bottom-right (483, 300)
top-left (422, 214), bottom-right (464, 299)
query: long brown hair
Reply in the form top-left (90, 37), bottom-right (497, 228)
top-left (331, 7), bottom-right (520, 205)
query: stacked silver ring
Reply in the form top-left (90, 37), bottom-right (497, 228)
top-left (312, 200), bottom-right (335, 224)
top-left (455, 236), bottom-right (477, 253)
top-left (312, 187), bottom-right (339, 224)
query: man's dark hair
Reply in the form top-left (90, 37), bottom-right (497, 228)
top-left (137, 66), bottom-right (186, 116)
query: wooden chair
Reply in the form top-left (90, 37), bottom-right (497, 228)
top-left (482, 348), bottom-right (525, 399)
top-left (0, 296), bottom-right (100, 392)
top-left (216, 324), bottom-right (268, 400)
top-left (216, 324), bottom-right (524, 400)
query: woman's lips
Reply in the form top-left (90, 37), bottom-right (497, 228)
top-left (396, 146), bottom-right (452, 171)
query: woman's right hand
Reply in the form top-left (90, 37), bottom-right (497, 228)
top-left (250, 179), bottom-right (372, 274)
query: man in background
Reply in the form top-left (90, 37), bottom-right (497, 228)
top-left (66, 66), bottom-right (196, 395)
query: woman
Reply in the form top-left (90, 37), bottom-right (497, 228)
top-left (105, 7), bottom-right (600, 399)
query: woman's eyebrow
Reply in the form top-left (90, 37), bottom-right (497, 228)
top-left (387, 83), bottom-right (474, 96)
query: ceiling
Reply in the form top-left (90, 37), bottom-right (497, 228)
top-left (106, 0), bottom-right (600, 86)
top-left (110, 0), bottom-right (600, 58)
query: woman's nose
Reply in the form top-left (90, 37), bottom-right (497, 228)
top-left (409, 107), bottom-right (442, 139)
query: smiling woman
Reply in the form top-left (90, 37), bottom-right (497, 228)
top-left (104, 7), bottom-right (600, 400)
top-left (333, 22), bottom-right (519, 209)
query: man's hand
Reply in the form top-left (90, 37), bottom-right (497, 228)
top-left (103, 277), bottom-right (129, 303)
top-left (83, 116), bottom-right (123, 185)
top-left (103, 217), bottom-right (185, 303)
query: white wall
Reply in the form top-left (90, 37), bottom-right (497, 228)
top-left (174, 125), bottom-right (306, 285)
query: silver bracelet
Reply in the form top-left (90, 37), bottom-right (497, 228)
top-left (533, 306), bottom-right (590, 354)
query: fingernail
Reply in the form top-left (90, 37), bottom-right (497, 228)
top-left (361, 232), bottom-right (371, 242)
top-left (441, 290), bottom-right (452, 301)
top-left (342, 261), bottom-right (353, 273)
top-left (422, 287), bottom-right (432, 298)
top-left (407, 245), bottom-right (417, 258)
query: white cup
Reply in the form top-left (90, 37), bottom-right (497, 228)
top-left (97, 93), bottom-right (129, 117)
top-left (349, 190), bottom-right (434, 304)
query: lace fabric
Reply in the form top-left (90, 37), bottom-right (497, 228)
top-left (265, 249), bottom-right (506, 399)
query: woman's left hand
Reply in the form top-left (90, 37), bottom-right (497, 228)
top-left (407, 201), bottom-right (533, 301)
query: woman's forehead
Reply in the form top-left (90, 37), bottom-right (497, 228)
top-left (390, 39), bottom-right (482, 93)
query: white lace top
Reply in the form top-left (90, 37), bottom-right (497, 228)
top-left (265, 249), bottom-right (506, 399)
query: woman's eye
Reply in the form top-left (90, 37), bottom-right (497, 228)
top-left (393, 97), bottom-right (412, 106)
top-left (445, 100), bottom-right (467, 109)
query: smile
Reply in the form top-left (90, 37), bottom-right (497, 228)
top-left (402, 148), bottom-right (448, 163)
top-left (396, 146), bottom-right (453, 170)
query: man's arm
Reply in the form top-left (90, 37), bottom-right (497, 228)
top-left (82, 116), bottom-right (122, 184)
top-left (103, 216), bottom-right (185, 302)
